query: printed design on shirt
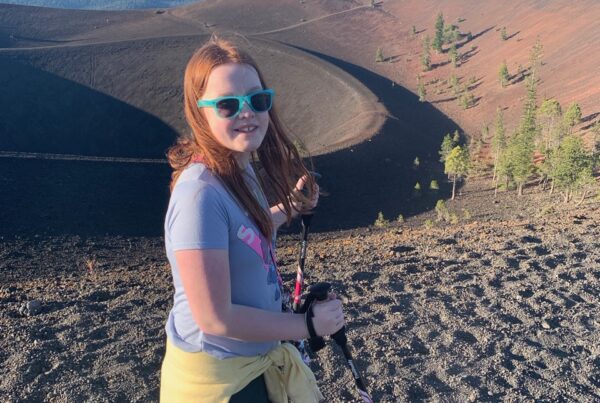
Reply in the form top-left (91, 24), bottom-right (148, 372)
top-left (237, 224), bottom-right (281, 302)
top-left (236, 224), bottom-right (264, 262)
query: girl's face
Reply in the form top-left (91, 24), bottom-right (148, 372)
top-left (200, 63), bottom-right (270, 167)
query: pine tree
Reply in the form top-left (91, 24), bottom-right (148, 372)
top-left (507, 132), bottom-right (536, 196)
top-left (529, 37), bottom-right (544, 77)
top-left (439, 133), bottom-right (455, 163)
top-left (443, 24), bottom-right (461, 44)
top-left (492, 107), bottom-right (507, 184)
top-left (452, 129), bottom-right (461, 144)
top-left (535, 98), bottom-right (563, 192)
top-left (418, 79), bottom-right (426, 102)
top-left (500, 27), bottom-right (508, 40)
top-left (537, 98), bottom-right (563, 151)
top-left (459, 88), bottom-right (474, 109)
top-left (519, 73), bottom-right (539, 143)
top-left (592, 121), bottom-right (600, 155)
top-left (445, 145), bottom-right (470, 200)
top-left (550, 135), bottom-right (595, 203)
top-left (448, 74), bottom-right (460, 95)
top-left (496, 141), bottom-right (514, 193)
top-left (421, 36), bottom-right (431, 71)
top-left (375, 47), bottom-right (384, 63)
top-left (481, 124), bottom-right (490, 143)
top-left (563, 102), bottom-right (582, 133)
top-left (499, 61), bottom-right (509, 87)
top-left (433, 12), bottom-right (444, 53)
top-left (449, 44), bottom-right (459, 67)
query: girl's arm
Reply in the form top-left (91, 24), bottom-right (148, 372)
top-left (176, 248), bottom-right (343, 342)
top-left (270, 203), bottom-right (298, 231)
top-left (269, 176), bottom-right (319, 231)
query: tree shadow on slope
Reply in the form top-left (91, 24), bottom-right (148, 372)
top-left (287, 48), bottom-right (463, 232)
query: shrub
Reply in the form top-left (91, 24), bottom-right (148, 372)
top-left (374, 211), bottom-right (389, 227)
top-left (418, 80), bottom-right (426, 102)
top-left (499, 61), bottom-right (509, 87)
top-left (375, 47), bottom-right (384, 63)
top-left (435, 199), bottom-right (450, 222)
top-left (459, 90), bottom-right (475, 109)
top-left (430, 180), bottom-right (439, 190)
top-left (424, 219), bottom-right (434, 229)
top-left (397, 214), bottom-right (405, 223)
top-left (537, 204), bottom-right (555, 217)
top-left (449, 212), bottom-right (459, 224)
top-left (462, 209), bottom-right (472, 220)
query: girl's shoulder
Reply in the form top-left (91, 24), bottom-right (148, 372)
top-left (175, 162), bottom-right (216, 187)
top-left (170, 163), bottom-right (226, 205)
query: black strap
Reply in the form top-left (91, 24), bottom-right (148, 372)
top-left (305, 302), bottom-right (318, 339)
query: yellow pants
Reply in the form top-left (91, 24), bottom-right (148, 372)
top-left (160, 339), bottom-right (323, 403)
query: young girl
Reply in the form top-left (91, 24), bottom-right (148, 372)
top-left (160, 36), bottom-right (345, 402)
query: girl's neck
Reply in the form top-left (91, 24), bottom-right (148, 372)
top-left (191, 152), bottom-right (250, 169)
top-left (234, 151), bottom-right (251, 170)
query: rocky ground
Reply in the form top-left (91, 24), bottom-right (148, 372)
top-left (1, 179), bottom-right (599, 402)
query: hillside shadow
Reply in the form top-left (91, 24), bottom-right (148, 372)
top-left (0, 57), bottom-right (177, 237)
top-left (0, 57), bottom-right (177, 158)
top-left (285, 48), bottom-right (463, 232)
top-left (0, 157), bottom-right (171, 237)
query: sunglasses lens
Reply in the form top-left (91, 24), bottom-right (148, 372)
top-left (215, 98), bottom-right (240, 118)
top-left (250, 92), bottom-right (272, 112)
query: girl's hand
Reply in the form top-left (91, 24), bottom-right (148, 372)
top-left (311, 295), bottom-right (344, 337)
top-left (292, 175), bottom-right (319, 212)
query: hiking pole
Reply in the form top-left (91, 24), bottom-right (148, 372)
top-left (292, 213), bottom-right (313, 312)
top-left (291, 173), bottom-right (326, 359)
top-left (292, 171), bottom-right (321, 313)
top-left (308, 282), bottom-right (374, 403)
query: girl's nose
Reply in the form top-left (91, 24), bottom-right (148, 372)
top-left (238, 100), bottom-right (255, 118)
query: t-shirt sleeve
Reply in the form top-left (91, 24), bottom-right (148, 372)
top-left (167, 183), bottom-right (229, 251)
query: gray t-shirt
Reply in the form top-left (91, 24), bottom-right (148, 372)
top-left (164, 162), bottom-right (282, 359)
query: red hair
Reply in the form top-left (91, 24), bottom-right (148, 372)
top-left (167, 36), bottom-right (315, 240)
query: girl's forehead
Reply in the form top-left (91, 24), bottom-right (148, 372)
top-left (204, 63), bottom-right (261, 96)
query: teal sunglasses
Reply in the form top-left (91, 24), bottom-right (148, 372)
top-left (197, 89), bottom-right (274, 119)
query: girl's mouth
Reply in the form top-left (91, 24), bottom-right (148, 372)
top-left (235, 125), bottom-right (258, 133)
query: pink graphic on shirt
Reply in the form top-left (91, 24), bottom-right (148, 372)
top-left (237, 224), bottom-right (264, 261)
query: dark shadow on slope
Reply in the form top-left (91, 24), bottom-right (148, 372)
top-left (285, 47), bottom-right (463, 232)
top-left (0, 57), bottom-right (177, 237)
top-left (0, 157), bottom-right (171, 237)
top-left (0, 57), bottom-right (177, 159)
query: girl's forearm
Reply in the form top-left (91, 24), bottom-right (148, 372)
top-left (270, 203), bottom-right (298, 230)
top-left (209, 304), bottom-right (309, 342)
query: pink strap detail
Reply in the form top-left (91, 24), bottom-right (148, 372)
top-left (191, 154), bottom-right (204, 164)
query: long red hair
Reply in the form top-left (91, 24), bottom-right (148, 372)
top-left (167, 36), bottom-right (315, 241)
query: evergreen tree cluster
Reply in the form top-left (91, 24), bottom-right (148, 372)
top-left (488, 42), bottom-right (597, 203)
